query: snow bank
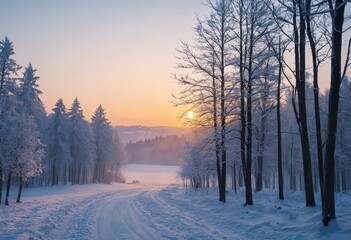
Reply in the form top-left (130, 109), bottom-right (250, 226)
top-left (156, 187), bottom-right (351, 239)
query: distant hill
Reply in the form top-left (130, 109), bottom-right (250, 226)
top-left (125, 135), bottom-right (187, 166)
top-left (115, 125), bottom-right (191, 144)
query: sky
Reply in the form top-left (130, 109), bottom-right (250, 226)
top-left (0, 0), bottom-right (209, 127)
top-left (0, 1), bottom-right (350, 127)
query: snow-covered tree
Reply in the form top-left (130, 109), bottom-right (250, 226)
top-left (46, 99), bottom-right (70, 185)
top-left (18, 63), bottom-right (47, 132)
top-left (179, 141), bottom-right (216, 189)
top-left (175, 0), bottom-right (235, 202)
top-left (0, 37), bottom-right (21, 204)
top-left (91, 105), bottom-right (113, 183)
top-left (68, 98), bottom-right (95, 185)
top-left (0, 113), bottom-right (43, 205)
top-left (0, 37), bottom-right (21, 98)
top-left (109, 128), bottom-right (126, 183)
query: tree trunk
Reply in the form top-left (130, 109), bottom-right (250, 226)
top-left (231, 165), bottom-right (234, 190)
top-left (239, 0), bottom-right (248, 203)
top-left (256, 87), bottom-right (268, 193)
top-left (219, 9), bottom-right (227, 203)
top-left (52, 161), bottom-right (56, 186)
top-left (244, 0), bottom-right (254, 205)
top-left (0, 55), bottom-right (8, 93)
top-left (314, 162), bottom-right (318, 193)
top-left (277, 41), bottom-right (284, 200)
top-left (239, 165), bottom-right (243, 187)
top-left (16, 176), bottom-right (24, 203)
top-left (306, 0), bottom-right (324, 207)
top-left (0, 166), bottom-right (2, 204)
top-left (5, 172), bottom-right (12, 206)
top-left (255, 156), bottom-right (263, 192)
top-left (298, 0), bottom-right (315, 207)
top-left (212, 54), bottom-right (222, 202)
top-left (93, 163), bottom-right (97, 182)
top-left (206, 174), bottom-right (210, 188)
top-left (336, 171), bottom-right (341, 192)
top-left (77, 166), bottom-right (81, 184)
top-left (69, 166), bottom-right (73, 184)
top-left (233, 164), bottom-right (237, 193)
top-left (63, 165), bottom-right (66, 185)
top-left (341, 169), bottom-right (347, 192)
top-left (219, 88), bottom-right (226, 203)
top-left (323, 0), bottom-right (345, 225)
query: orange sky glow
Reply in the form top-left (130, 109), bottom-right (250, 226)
top-left (0, 0), bottom-right (209, 127)
top-left (0, 1), bottom-right (350, 127)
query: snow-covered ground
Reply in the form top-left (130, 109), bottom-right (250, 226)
top-left (122, 164), bottom-right (180, 185)
top-left (1, 165), bottom-right (350, 239)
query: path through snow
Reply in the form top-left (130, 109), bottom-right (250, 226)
top-left (0, 184), bottom-right (236, 239)
top-left (1, 183), bottom-right (351, 239)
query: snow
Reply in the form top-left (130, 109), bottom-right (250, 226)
top-left (1, 164), bottom-right (350, 239)
top-left (122, 164), bottom-right (181, 185)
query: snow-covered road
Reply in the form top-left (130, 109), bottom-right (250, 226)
top-left (95, 188), bottom-right (159, 240)
top-left (0, 184), bottom-right (234, 240)
top-left (1, 183), bottom-right (351, 239)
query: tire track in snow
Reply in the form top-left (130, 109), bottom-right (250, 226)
top-left (0, 188), bottom-right (141, 239)
top-left (52, 191), bottom-right (119, 239)
top-left (95, 188), bottom-right (159, 240)
top-left (2, 185), bottom-right (235, 239)
top-left (131, 187), bottom-right (233, 239)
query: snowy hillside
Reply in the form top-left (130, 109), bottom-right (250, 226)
top-left (1, 164), bottom-right (350, 239)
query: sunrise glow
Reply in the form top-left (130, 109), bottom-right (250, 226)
top-left (187, 111), bottom-right (194, 120)
top-left (0, 0), bottom-right (209, 128)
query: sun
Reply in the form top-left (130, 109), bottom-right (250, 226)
top-left (187, 111), bottom-right (194, 120)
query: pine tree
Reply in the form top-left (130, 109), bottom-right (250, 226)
top-left (18, 63), bottom-right (47, 132)
top-left (91, 105), bottom-right (113, 183)
top-left (46, 99), bottom-right (70, 185)
top-left (0, 37), bottom-right (21, 97)
top-left (0, 37), bottom-right (21, 204)
top-left (68, 98), bottom-right (95, 185)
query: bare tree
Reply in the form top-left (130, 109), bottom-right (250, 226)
top-left (174, 0), bottom-right (235, 202)
top-left (304, 0), bottom-right (333, 213)
top-left (232, 0), bottom-right (274, 205)
top-left (254, 59), bottom-right (277, 193)
top-left (271, 0), bottom-right (316, 206)
top-left (323, 0), bottom-right (349, 226)
top-left (276, 38), bottom-right (284, 200)
top-left (296, 0), bottom-right (316, 207)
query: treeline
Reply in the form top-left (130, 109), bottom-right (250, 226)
top-left (125, 135), bottom-right (186, 166)
top-left (180, 81), bottom-right (351, 193)
top-left (0, 37), bottom-right (125, 206)
top-left (174, 0), bottom-right (350, 225)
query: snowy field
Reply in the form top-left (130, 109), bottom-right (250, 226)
top-left (122, 164), bottom-right (181, 185)
top-left (0, 164), bottom-right (350, 239)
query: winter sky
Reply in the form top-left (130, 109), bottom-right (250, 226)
top-left (0, 1), bottom-right (350, 127)
top-left (0, 0), bottom-right (208, 127)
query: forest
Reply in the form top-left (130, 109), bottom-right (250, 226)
top-left (0, 37), bottom-right (125, 206)
top-left (125, 135), bottom-right (186, 165)
top-left (174, 0), bottom-right (350, 226)
top-left (0, 0), bottom-right (350, 231)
